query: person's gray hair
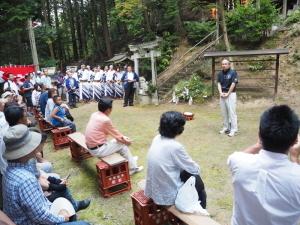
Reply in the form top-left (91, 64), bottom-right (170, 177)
top-left (222, 59), bottom-right (230, 64)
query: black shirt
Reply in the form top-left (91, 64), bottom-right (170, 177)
top-left (217, 69), bottom-right (238, 93)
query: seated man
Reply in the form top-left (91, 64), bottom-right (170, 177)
top-left (2, 124), bottom-right (90, 224)
top-left (227, 105), bottom-right (300, 225)
top-left (145, 111), bottom-right (206, 207)
top-left (85, 98), bottom-right (143, 175)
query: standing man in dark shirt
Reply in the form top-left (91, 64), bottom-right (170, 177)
top-left (217, 59), bottom-right (238, 137)
top-left (121, 65), bottom-right (139, 107)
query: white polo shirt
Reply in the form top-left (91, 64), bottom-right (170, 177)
top-left (4, 80), bottom-right (19, 95)
top-left (106, 70), bottom-right (115, 81)
top-left (228, 150), bottom-right (300, 225)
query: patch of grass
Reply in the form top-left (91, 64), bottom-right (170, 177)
top-left (44, 100), bottom-right (268, 224)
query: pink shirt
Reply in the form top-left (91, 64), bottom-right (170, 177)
top-left (85, 111), bottom-right (123, 148)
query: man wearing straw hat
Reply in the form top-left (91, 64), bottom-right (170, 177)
top-left (2, 124), bottom-right (90, 225)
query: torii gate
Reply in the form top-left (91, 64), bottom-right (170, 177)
top-left (128, 38), bottom-right (162, 104)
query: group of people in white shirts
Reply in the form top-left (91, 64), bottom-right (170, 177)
top-left (66, 64), bottom-right (126, 102)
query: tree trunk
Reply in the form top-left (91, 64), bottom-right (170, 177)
top-left (99, 0), bottom-right (112, 58)
top-left (142, 0), bottom-right (152, 33)
top-left (218, 0), bottom-right (231, 51)
top-left (90, 0), bottom-right (102, 58)
top-left (53, 0), bottom-right (63, 67)
top-left (283, 0), bottom-right (287, 18)
top-left (42, 0), bottom-right (55, 59)
top-left (176, 0), bottom-right (186, 37)
top-left (46, 0), bottom-right (52, 25)
top-left (80, 0), bottom-right (88, 57)
top-left (256, 0), bottom-right (260, 9)
top-left (74, 0), bottom-right (83, 58)
top-left (66, 0), bottom-right (79, 60)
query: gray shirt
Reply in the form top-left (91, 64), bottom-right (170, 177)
top-left (145, 135), bottom-right (200, 206)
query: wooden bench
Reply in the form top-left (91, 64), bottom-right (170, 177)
top-left (135, 180), bottom-right (221, 225)
top-left (168, 206), bottom-right (221, 225)
top-left (68, 132), bottom-right (93, 162)
top-left (67, 132), bottom-right (127, 163)
top-left (68, 132), bottom-right (131, 197)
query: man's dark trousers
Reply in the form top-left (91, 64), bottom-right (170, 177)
top-left (124, 86), bottom-right (135, 106)
top-left (69, 91), bottom-right (77, 107)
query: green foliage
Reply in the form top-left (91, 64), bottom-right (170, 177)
top-left (111, 0), bottom-right (145, 39)
top-left (226, 0), bottom-right (278, 43)
top-left (184, 21), bottom-right (215, 44)
top-left (284, 9), bottom-right (300, 26)
top-left (147, 83), bottom-right (157, 96)
top-left (248, 61), bottom-right (265, 71)
top-left (35, 25), bottom-right (57, 45)
top-left (174, 74), bottom-right (211, 103)
top-left (40, 58), bottom-right (57, 67)
top-left (157, 32), bottom-right (179, 73)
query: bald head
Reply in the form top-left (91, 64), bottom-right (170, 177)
top-left (221, 59), bottom-right (231, 71)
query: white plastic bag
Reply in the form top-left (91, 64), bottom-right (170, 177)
top-left (175, 176), bottom-right (209, 216)
top-left (50, 197), bottom-right (76, 217)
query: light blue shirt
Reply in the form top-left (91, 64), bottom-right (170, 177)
top-left (145, 135), bottom-right (200, 205)
top-left (41, 75), bottom-right (52, 88)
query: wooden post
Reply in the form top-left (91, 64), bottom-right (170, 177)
top-left (274, 54), bottom-right (280, 98)
top-left (212, 57), bottom-right (216, 96)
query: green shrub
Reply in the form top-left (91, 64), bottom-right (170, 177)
top-left (174, 74), bottom-right (211, 103)
top-left (226, 0), bottom-right (278, 43)
top-left (40, 58), bottom-right (57, 67)
top-left (284, 9), bottom-right (300, 26)
top-left (184, 21), bottom-right (216, 44)
top-left (248, 61), bottom-right (265, 71)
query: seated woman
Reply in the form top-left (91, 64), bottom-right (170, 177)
top-left (50, 95), bottom-right (76, 132)
top-left (145, 111), bottom-right (206, 208)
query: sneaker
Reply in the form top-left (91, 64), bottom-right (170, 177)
top-left (228, 131), bottom-right (237, 137)
top-left (219, 128), bottom-right (230, 134)
top-left (130, 166), bottom-right (144, 175)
